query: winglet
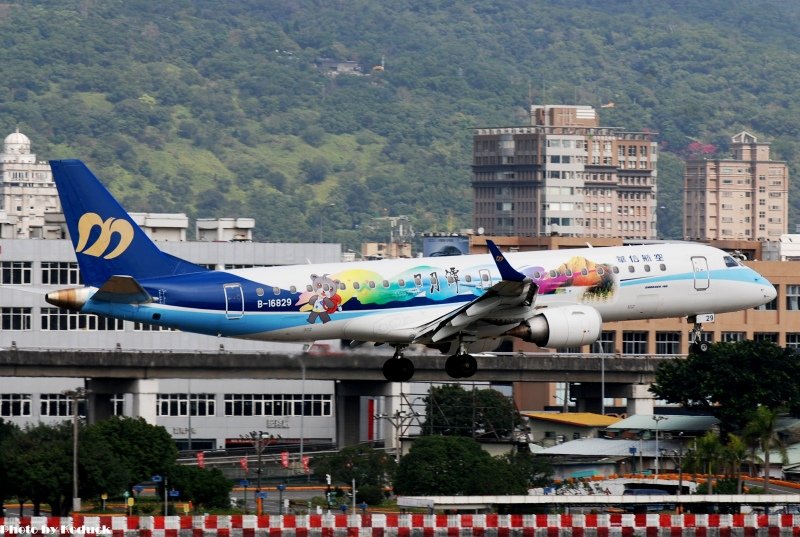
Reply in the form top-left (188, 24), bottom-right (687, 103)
top-left (486, 240), bottom-right (527, 282)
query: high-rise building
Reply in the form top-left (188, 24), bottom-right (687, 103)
top-left (684, 131), bottom-right (788, 241)
top-left (472, 105), bottom-right (658, 239)
top-left (0, 129), bottom-right (62, 239)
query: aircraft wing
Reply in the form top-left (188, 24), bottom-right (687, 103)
top-left (415, 240), bottom-right (538, 344)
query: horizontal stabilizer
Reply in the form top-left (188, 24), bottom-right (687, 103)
top-left (92, 275), bottom-right (153, 304)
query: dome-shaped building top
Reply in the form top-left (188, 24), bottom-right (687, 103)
top-left (4, 129), bottom-right (32, 155)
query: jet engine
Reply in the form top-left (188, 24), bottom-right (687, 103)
top-left (505, 305), bottom-right (603, 348)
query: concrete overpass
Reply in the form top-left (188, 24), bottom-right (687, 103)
top-left (0, 348), bottom-right (678, 447)
top-left (0, 348), bottom-right (672, 383)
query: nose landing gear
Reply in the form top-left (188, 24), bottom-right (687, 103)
top-left (688, 315), bottom-right (712, 354)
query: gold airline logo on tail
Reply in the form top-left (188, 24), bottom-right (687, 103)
top-left (76, 213), bottom-right (134, 259)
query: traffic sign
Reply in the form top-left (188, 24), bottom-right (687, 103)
top-left (169, 489), bottom-right (180, 498)
top-left (152, 475), bottom-right (162, 483)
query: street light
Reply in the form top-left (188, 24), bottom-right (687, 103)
top-left (652, 415), bottom-right (668, 477)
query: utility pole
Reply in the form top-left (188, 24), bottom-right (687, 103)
top-left (63, 387), bottom-right (87, 513)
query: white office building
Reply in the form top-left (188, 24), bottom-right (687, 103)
top-left (0, 129), bottom-right (351, 451)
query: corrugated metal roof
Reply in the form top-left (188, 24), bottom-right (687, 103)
top-left (606, 414), bottom-right (719, 432)
top-left (538, 437), bottom-right (681, 458)
top-left (522, 412), bottom-right (622, 428)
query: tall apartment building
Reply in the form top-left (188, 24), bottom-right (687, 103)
top-left (684, 131), bottom-right (789, 241)
top-left (472, 105), bottom-right (658, 239)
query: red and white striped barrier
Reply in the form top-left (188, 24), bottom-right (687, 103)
top-left (1, 514), bottom-right (800, 536)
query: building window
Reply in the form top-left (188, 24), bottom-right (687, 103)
top-left (0, 394), bottom-right (32, 417)
top-left (655, 332), bottom-right (681, 354)
top-left (41, 307), bottom-right (124, 330)
top-left (40, 394), bottom-right (74, 417)
top-left (754, 332), bottom-right (778, 344)
top-left (224, 394), bottom-right (332, 417)
top-left (591, 331), bottom-right (616, 353)
top-left (41, 262), bottom-right (82, 286)
top-left (111, 394), bottom-right (125, 416)
top-left (1, 307), bottom-right (32, 330)
top-left (786, 333), bottom-right (800, 350)
top-left (157, 394), bottom-right (216, 417)
top-left (1, 261), bottom-right (32, 284)
top-left (622, 331), bottom-right (648, 354)
top-left (787, 285), bottom-right (800, 310)
top-left (721, 332), bottom-right (746, 342)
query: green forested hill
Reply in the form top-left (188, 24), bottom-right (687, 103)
top-left (3, 0), bottom-right (800, 246)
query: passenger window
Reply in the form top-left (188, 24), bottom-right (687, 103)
top-left (353, 282), bottom-right (361, 290)
top-left (272, 287), bottom-right (281, 295)
top-left (382, 279), bottom-right (390, 288)
top-left (549, 270), bottom-right (556, 278)
top-left (565, 269), bottom-right (573, 277)
top-left (398, 278), bottom-right (406, 287)
top-left (533, 271), bottom-right (542, 279)
top-left (644, 265), bottom-right (651, 272)
top-left (414, 275), bottom-right (422, 286)
top-left (368, 280), bottom-right (376, 289)
top-left (581, 268), bottom-right (588, 276)
top-left (612, 266), bottom-right (619, 274)
top-left (447, 275), bottom-right (454, 283)
top-left (628, 265), bottom-right (635, 273)
top-left (339, 283), bottom-right (347, 290)
top-left (306, 284), bottom-right (313, 292)
top-left (597, 267), bottom-right (605, 276)
top-left (465, 275), bottom-right (472, 283)
top-left (482, 273), bottom-right (490, 282)
top-left (659, 264), bottom-right (666, 271)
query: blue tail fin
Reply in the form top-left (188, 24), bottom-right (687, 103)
top-left (50, 159), bottom-right (207, 287)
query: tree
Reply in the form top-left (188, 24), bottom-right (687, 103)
top-left (421, 385), bottom-right (517, 438)
top-left (87, 417), bottom-right (178, 488)
top-left (0, 419), bottom-right (21, 516)
top-left (743, 406), bottom-right (788, 493)
top-left (684, 431), bottom-right (724, 494)
top-left (311, 444), bottom-right (395, 504)
top-left (723, 433), bottom-right (748, 494)
top-left (650, 341), bottom-right (800, 430)
top-left (170, 466), bottom-right (232, 511)
top-left (5, 422), bottom-right (73, 515)
top-left (393, 436), bottom-right (528, 496)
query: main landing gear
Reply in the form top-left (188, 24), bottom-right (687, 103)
top-left (381, 345), bottom-right (480, 382)
top-left (445, 352), bottom-right (477, 379)
top-left (383, 346), bottom-right (415, 382)
top-left (688, 316), bottom-right (710, 354)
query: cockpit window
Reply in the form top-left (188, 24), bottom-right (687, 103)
top-left (723, 256), bottom-right (740, 268)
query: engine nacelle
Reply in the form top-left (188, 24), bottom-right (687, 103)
top-left (505, 305), bottom-right (602, 348)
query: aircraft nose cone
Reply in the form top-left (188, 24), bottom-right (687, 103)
top-left (764, 282), bottom-right (777, 302)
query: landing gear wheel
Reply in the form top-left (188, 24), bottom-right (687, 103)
top-left (445, 353), bottom-right (478, 379)
top-left (691, 341), bottom-right (709, 354)
top-left (382, 357), bottom-right (415, 382)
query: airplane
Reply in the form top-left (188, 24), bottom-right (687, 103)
top-left (45, 159), bottom-right (777, 382)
